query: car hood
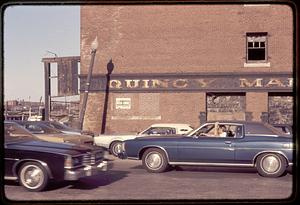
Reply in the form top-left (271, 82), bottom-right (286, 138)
top-left (5, 139), bottom-right (100, 155)
top-left (34, 133), bottom-right (93, 144)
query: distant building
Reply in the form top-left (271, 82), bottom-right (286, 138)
top-left (80, 4), bottom-right (293, 134)
top-left (5, 100), bottom-right (44, 121)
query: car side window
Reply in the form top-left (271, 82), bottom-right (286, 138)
top-left (193, 124), bottom-right (215, 137)
top-left (146, 127), bottom-right (176, 135)
top-left (234, 126), bottom-right (243, 138)
top-left (26, 125), bottom-right (44, 134)
top-left (192, 124), bottom-right (243, 138)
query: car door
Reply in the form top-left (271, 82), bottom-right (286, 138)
top-left (177, 123), bottom-right (243, 163)
top-left (177, 136), bottom-right (235, 163)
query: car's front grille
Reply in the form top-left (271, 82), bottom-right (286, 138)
top-left (82, 154), bottom-right (91, 166)
top-left (82, 150), bottom-right (103, 166)
top-left (91, 154), bottom-right (96, 164)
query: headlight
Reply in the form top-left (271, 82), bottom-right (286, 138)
top-left (64, 156), bottom-right (82, 168)
top-left (64, 156), bottom-right (72, 168)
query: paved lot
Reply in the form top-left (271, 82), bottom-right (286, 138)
top-left (4, 155), bottom-right (294, 202)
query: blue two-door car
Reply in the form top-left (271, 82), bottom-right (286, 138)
top-left (119, 121), bottom-right (293, 177)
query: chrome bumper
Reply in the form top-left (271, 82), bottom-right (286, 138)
top-left (64, 160), bottom-right (113, 181)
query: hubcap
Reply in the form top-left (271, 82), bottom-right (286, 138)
top-left (261, 155), bottom-right (280, 173)
top-left (20, 165), bottom-right (44, 189)
top-left (145, 152), bottom-right (162, 170)
top-left (113, 143), bottom-right (122, 155)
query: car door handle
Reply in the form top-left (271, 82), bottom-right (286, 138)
top-left (225, 141), bottom-right (232, 144)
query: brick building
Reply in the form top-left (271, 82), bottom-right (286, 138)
top-left (79, 4), bottom-right (293, 134)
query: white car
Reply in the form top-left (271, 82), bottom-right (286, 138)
top-left (94, 123), bottom-right (194, 156)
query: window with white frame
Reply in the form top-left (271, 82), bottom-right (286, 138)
top-left (246, 32), bottom-right (268, 63)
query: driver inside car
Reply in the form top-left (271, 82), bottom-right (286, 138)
top-left (217, 125), bottom-right (227, 137)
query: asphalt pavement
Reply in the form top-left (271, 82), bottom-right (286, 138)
top-left (4, 155), bottom-right (294, 203)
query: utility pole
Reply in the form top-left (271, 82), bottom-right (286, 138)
top-left (44, 62), bottom-right (51, 121)
top-left (78, 36), bottom-right (98, 130)
top-left (28, 96), bottom-right (31, 119)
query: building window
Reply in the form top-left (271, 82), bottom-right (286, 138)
top-left (246, 32), bottom-right (268, 63)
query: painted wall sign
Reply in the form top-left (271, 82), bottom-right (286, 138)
top-left (79, 72), bottom-right (293, 93)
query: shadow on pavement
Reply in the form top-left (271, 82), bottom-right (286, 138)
top-left (130, 164), bottom-right (258, 174)
top-left (173, 166), bottom-right (258, 174)
top-left (47, 170), bottom-right (129, 191)
top-left (130, 165), bottom-right (144, 170)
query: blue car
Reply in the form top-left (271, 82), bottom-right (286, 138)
top-left (119, 121), bottom-right (293, 177)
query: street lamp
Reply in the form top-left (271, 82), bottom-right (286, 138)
top-left (79, 36), bottom-right (98, 130)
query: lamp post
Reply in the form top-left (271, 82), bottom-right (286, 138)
top-left (79, 36), bottom-right (98, 130)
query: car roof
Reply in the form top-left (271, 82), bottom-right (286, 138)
top-left (150, 123), bottom-right (192, 128)
top-left (205, 120), bottom-right (265, 125)
top-left (204, 120), bottom-right (285, 135)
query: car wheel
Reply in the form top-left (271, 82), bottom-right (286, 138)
top-left (110, 141), bottom-right (123, 156)
top-left (18, 162), bottom-right (49, 192)
top-left (256, 153), bottom-right (287, 177)
top-left (142, 148), bottom-right (169, 173)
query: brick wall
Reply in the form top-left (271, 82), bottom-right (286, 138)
top-left (80, 4), bottom-right (293, 133)
top-left (81, 4), bottom-right (292, 74)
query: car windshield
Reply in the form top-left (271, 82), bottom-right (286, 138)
top-left (48, 122), bottom-right (78, 131)
top-left (5, 123), bottom-right (39, 142)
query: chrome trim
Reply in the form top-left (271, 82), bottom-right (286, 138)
top-left (252, 150), bottom-right (290, 165)
top-left (5, 158), bottom-right (20, 161)
top-left (235, 147), bottom-right (292, 151)
top-left (5, 176), bottom-right (18, 180)
top-left (128, 157), bottom-right (139, 160)
top-left (64, 161), bottom-right (110, 181)
top-left (13, 159), bottom-right (54, 179)
top-left (245, 134), bottom-right (280, 137)
top-left (138, 145), bottom-right (170, 162)
top-left (169, 161), bottom-right (254, 167)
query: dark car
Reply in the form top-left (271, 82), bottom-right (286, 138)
top-left (13, 121), bottom-right (94, 146)
top-left (4, 121), bottom-right (111, 191)
top-left (119, 121), bottom-right (293, 178)
top-left (44, 121), bottom-right (95, 137)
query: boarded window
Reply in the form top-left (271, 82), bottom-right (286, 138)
top-left (207, 93), bottom-right (246, 121)
top-left (57, 60), bottom-right (78, 96)
top-left (269, 94), bottom-right (293, 125)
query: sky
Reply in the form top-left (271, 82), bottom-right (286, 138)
top-left (4, 5), bottom-right (80, 102)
